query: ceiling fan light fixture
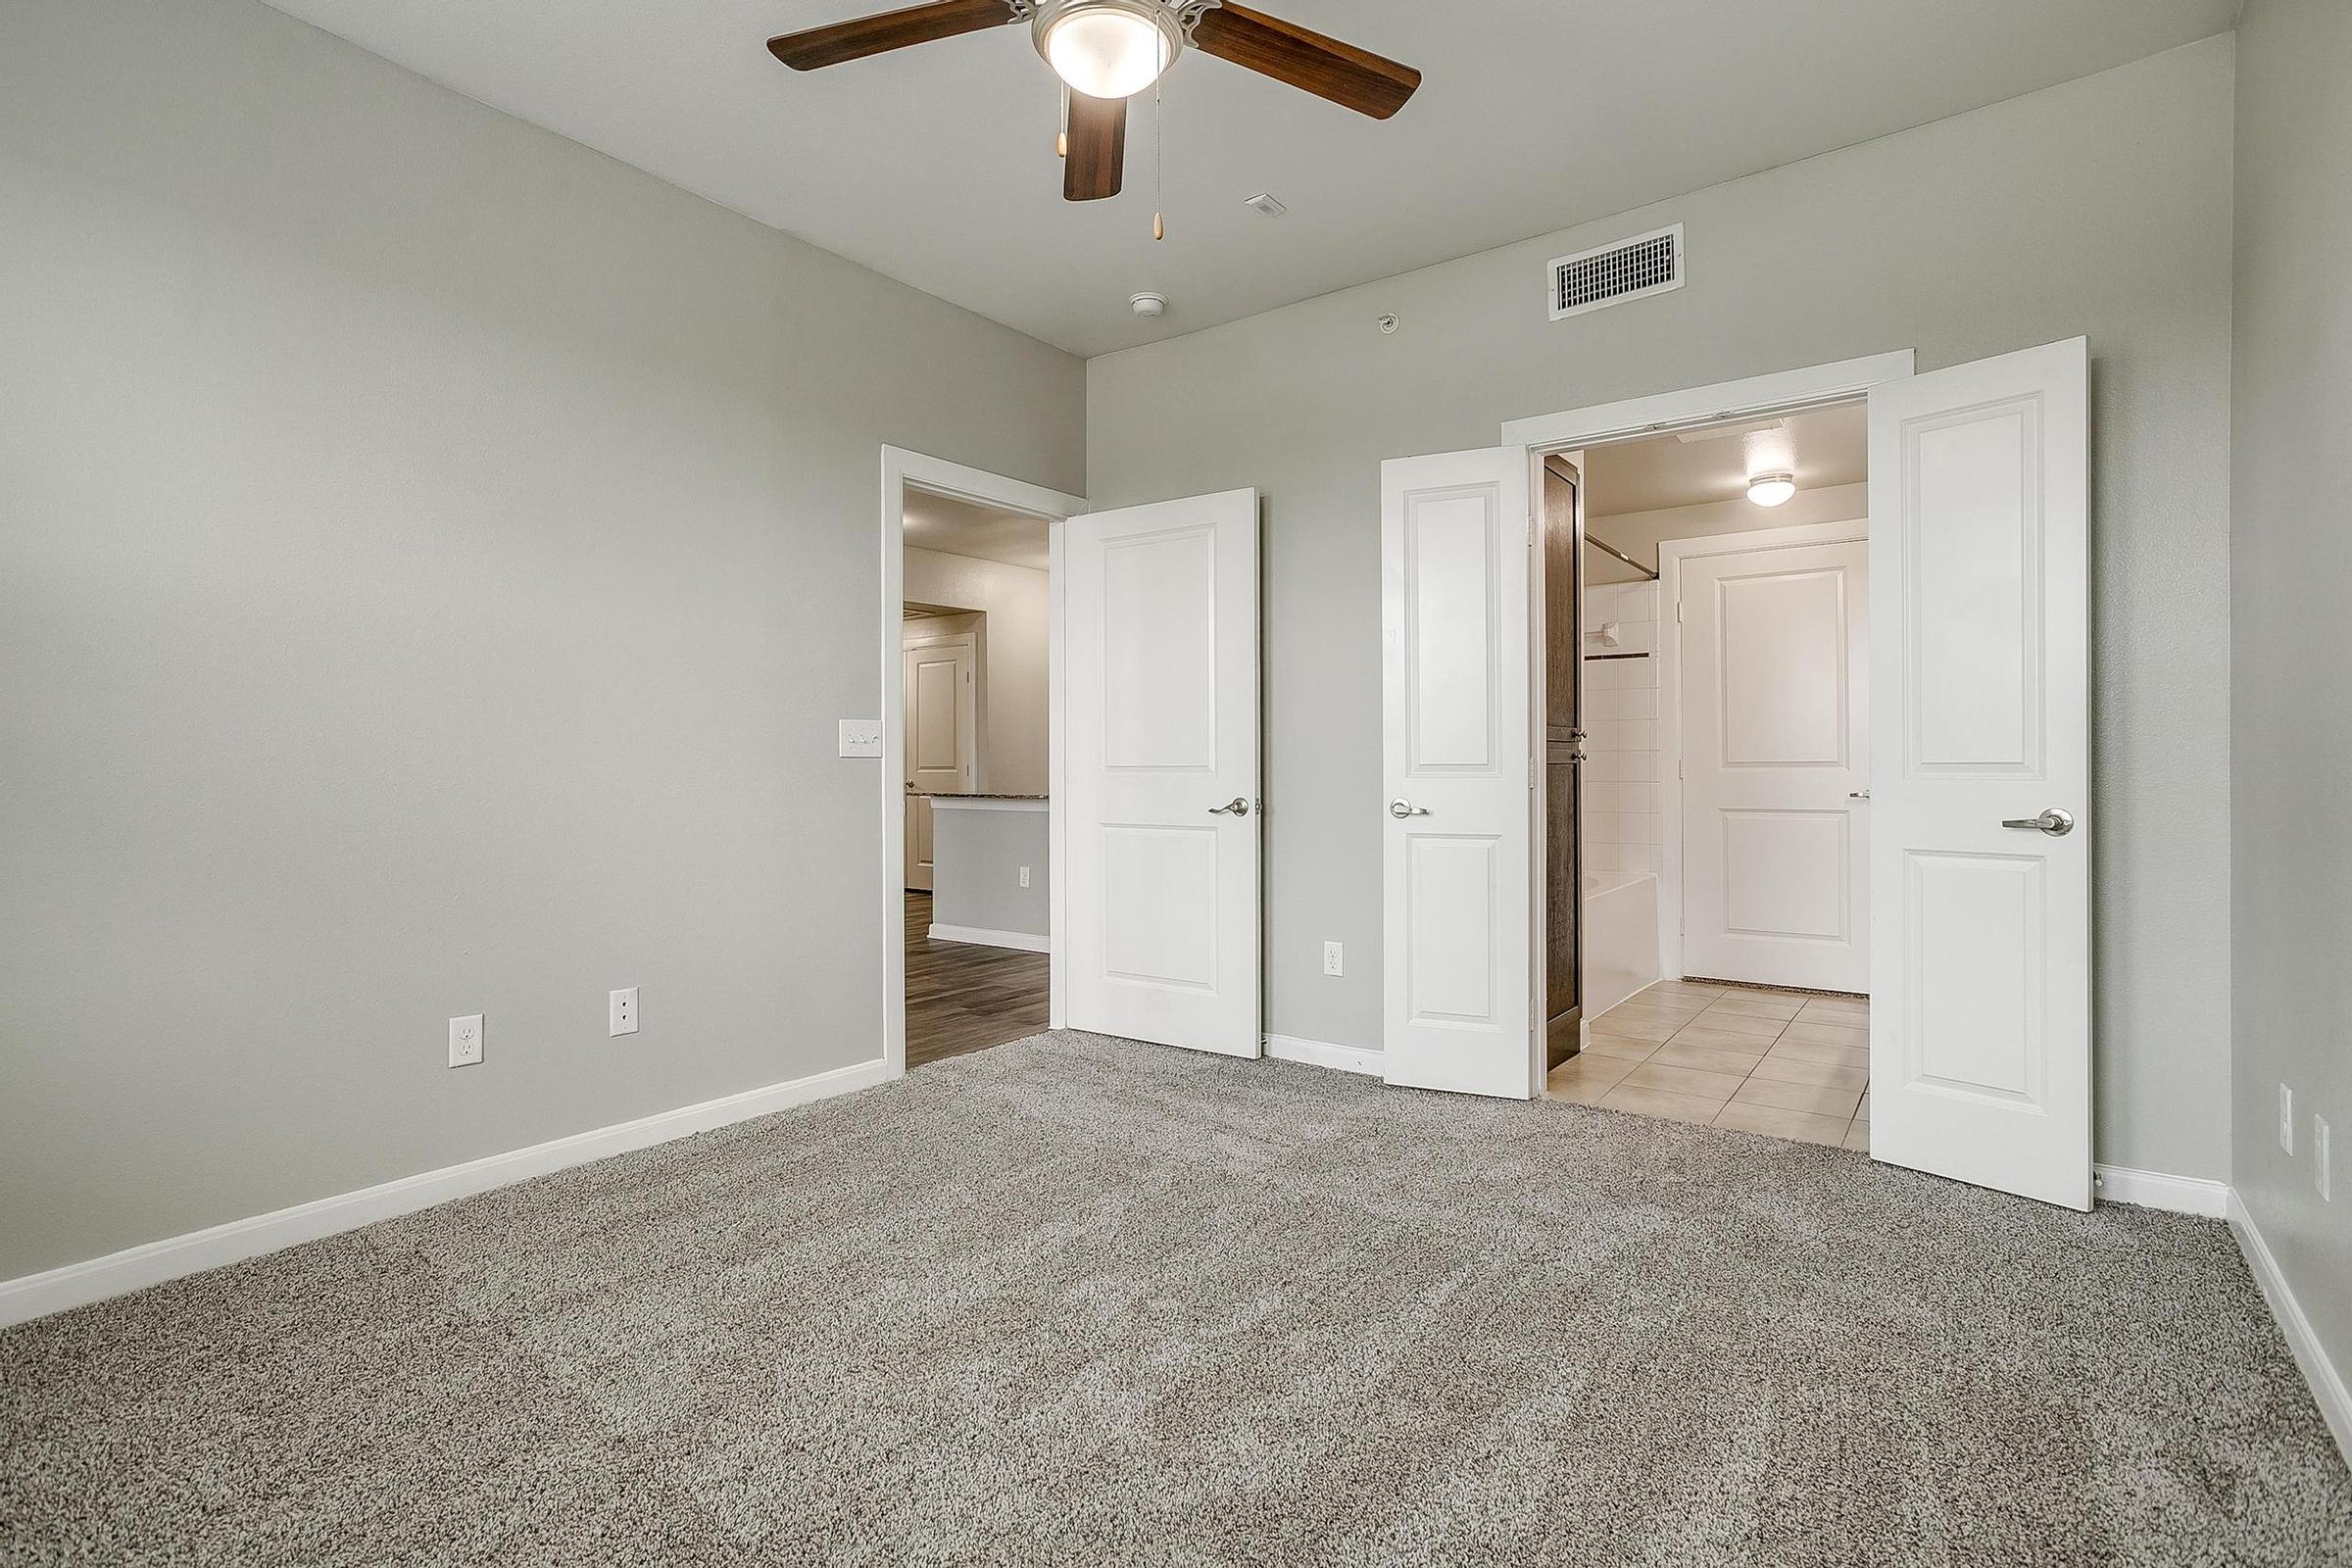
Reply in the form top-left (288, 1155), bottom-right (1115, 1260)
top-left (1036, 0), bottom-right (1181, 100)
top-left (1746, 472), bottom-right (1798, 508)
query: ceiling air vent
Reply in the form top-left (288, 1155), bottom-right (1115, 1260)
top-left (1548, 223), bottom-right (1685, 321)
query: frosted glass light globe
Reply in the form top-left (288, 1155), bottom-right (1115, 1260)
top-left (1043, 5), bottom-right (1172, 99)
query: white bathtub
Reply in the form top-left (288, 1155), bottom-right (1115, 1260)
top-left (1584, 869), bottom-right (1662, 1023)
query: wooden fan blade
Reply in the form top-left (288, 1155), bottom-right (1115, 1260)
top-left (767, 0), bottom-right (1012, 71)
top-left (1063, 91), bottom-right (1126, 201)
top-left (1190, 3), bottom-right (1420, 120)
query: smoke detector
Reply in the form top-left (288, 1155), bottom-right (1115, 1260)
top-left (1130, 291), bottom-right (1168, 318)
top-left (1243, 192), bottom-right (1288, 218)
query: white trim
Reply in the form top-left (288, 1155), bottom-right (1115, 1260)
top-left (882, 447), bottom-right (1084, 1078)
top-left (2230, 1189), bottom-right (2352, 1464)
top-left (0, 1056), bottom-right (895, 1329)
top-left (926, 797), bottom-right (1049, 813)
top-left (1048, 517), bottom-right (1067, 1029)
top-left (1499, 350), bottom-right (1915, 453)
top-left (1655, 518), bottom-right (1870, 983)
top-left (1264, 1034), bottom-right (1383, 1077)
top-left (927, 922), bottom-right (1050, 953)
top-left (2091, 1162), bottom-right (2230, 1218)
top-left (1505, 352), bottom-right (1916, 1100)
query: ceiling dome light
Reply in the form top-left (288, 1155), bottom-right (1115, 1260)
top-left (1746, 472), bottom-right (1797, 508)
top-left (1036, 1), bottom-right (1180, 100)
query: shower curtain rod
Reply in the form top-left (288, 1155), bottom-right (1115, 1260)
top-left (1587, 532), bottom-right (1658, 581)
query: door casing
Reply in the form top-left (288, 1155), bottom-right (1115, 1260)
top-left (879, 449), bottom-right (1086, 1080)
top-left (1497, 352), bottom-right (1916, 1088)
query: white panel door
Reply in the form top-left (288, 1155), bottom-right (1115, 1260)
top-left (1382, 449), bottom-right (1534, 1099)
top-left (1681, 539), bottom-right (1870, 991)
top-left (902, 634), bottom-right (974, 891)
top-left (1062, 490), bottom-right (1260, 1056)
top-left (1868, 338), bottom-right (2090, 1209)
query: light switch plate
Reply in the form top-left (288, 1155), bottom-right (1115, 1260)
top-left (838, 719), bottom-right (883, 759)
top-left (2317, 1115), bottom-right (2332, 1202)
top-left (449, 1014), bottom-right (484, 1069)
top-left (2281, 1084), bottom-right (2295, 1154)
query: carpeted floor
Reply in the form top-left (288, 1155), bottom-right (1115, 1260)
top-left (5, 1032), bottom-right (2348, 1566)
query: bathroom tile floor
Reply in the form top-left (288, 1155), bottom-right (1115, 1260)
top-left (1548, 979), bottom-right (1871, 1150)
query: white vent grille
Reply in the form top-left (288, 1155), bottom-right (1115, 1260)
top-left (1548, 223), bottom-right (1684, 320)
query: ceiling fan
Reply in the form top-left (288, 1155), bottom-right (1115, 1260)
top-left (767, 0), bottom-right (1422, 202)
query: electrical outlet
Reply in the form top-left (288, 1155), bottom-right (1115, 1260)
top-left (2280, 1084), bottom-right (2295, 1154)
top-left (1323, 941), bottom-right (1344, 977)
top-left (610, 987), bottom-right (638, 1037)
top-left (2317, 1115), bottom-right (2332, 1202)
top-left (448, 1014), bottom-right (484, 1068)
top-left (1019, 865), bottom-right (1031, 889)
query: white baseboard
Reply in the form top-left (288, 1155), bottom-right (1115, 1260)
top-left (1264, 1034), bottom-right (1382, 1077)
top-left (0, 1055), bottom-right (897, 1330)
top-left (2092, 1163), bottom-right (2230, 1218)
top-left (927, 922), bottom-right (1049, 954)
top-left (2230, 1190), bottom-right (2352, 1465)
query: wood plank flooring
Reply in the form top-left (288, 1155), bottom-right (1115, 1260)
top-left (906, 891), bottom-right (1050, 1070)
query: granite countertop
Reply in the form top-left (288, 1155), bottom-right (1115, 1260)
top-left (912, 792), bottom-right (1049, 801)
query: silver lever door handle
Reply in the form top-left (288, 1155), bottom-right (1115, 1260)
top-left (1209, 798), bottom-right (1250, 817)
top-left (2001, 808), bottom-right (2076, 837)
top-left (1390, 799), bottom-right (1430, 819)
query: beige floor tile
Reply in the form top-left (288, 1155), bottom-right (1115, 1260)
top-left (1583, 1033), bottom-right (1657, 1060)
top-left (1749, 1054), bottom-right (1870, 1091)
top-left (1547, 1073), bottom-right (1620, 1106)
top-left (1733, 1076), bottom-right (1865, 1118)
top-left (1798, 1000), bottom-right (1869, 1022)
top-left (1620, 1061), bottom-right (1744, 1104)
top-left (1549, 1053), bottom-right (1638, 1090)
top-left (1646, 981), bottom-right (1728, 1002)
top-left (1713, 1101), bottom-right (1850, 1147)
top-left (1586, 1012), bottom-right (1681, 1043)
top-left (1648, 1040), bottom-right (1766, 1076)
top-left (1779, 1021), bottom-right (1869, 1049)
top-left (1841, 1119), bottom-right (1872, 1152)
top-left (1705, 994), bottom-right (1805, 1020)
top-left (1598, 1084), bottom-right (1725, 1125)
top-left (1607, 999), bottom-right (1712, 1025)
top-left (1681, 1010), bottom-right (1785, 1040)
top-left (1767, 1037), bottom-right (1872, 1069)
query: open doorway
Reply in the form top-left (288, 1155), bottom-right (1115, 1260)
top-left (900, 486), bottom-right (1052, 1069)
top-left (878, 451), bottom-right (1085, 1077)
top-left (1544, 404), bottom-right (1873, 1147)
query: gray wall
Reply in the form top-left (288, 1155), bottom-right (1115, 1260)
top-left (903, 548), bottom-right (1053, 796)
top-left (1089, 38), bottom-right (2237, 1180)
top-left (930, 808), bottom-right (1051, 940)
top-left (0, 0), bottom-right (1083, 1278)
top-left (2230, 0), bottom-right (2352, 1384)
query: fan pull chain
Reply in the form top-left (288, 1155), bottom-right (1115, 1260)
top-left (1057, 82), bottom-right (1069, 160)
top-left (1152, 81), bottom-right (1165, 240)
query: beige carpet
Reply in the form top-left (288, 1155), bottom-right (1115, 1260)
top-left (5, 1031), bottom-right (2348, 1565)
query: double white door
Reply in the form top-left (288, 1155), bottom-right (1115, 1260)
top-left (1381, 339), bottom-right (2092, 1209)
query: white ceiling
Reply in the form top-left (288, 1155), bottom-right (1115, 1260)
top-left (259, 0), bottom-right (2234, 357)
top-left (1587, 404), bottom-right (1868, 517)
top-left (904, 486), bottom-right (1050, 570)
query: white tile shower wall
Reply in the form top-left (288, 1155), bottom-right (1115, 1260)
top-left (1580, 581), bottom-right (1662, 876)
